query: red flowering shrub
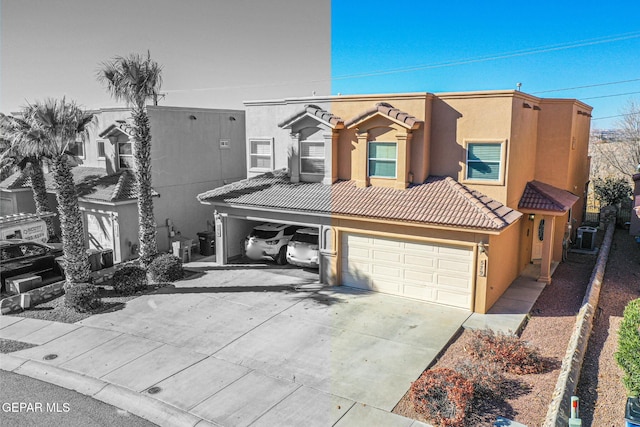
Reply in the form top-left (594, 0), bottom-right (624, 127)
top-left (410, 368), bottom-right (474, 426)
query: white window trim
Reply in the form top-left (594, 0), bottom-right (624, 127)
top-left (249, 138), bottom-right (274, 172)
top-left (220, 139), bottom-right (230, 149)
top-left (117, 140), bottom-right (134, 171)
top-left (367, 141), bottom-right (397, 179)
top-left (97, 139), bottom-right (106, 160)
top-left (299, 140), bottom-right (325, 176)
top-left (462, 139), bottom-right (507, 186)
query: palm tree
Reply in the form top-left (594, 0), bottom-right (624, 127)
top-left (1, 113), bottom-right (58, 241)
top-left (19, 98), bottom-right (94, 285)
top-left (97, 51), bottom-right (162, 267)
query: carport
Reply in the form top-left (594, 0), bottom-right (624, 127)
top-left (197, 171), bottom-right (332, 283)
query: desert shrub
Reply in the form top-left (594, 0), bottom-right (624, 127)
top-left (410, 368), bottom-right (474, 427)
top-left (593, 177), bottom-right (632, 206)
top-left (454, 359), bottom-right (507, 399)
top-left (147, 253), bottom-right (184, 284)
top-left (64, 283), bottom-right (101, 312)
top-left (616, 298), bottom-right (640, 396)
top-left (467, 329), bottom-right (545, 375)
top-left (112, 265), bottom-right (148, 295)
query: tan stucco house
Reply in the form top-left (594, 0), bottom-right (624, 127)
top-left (198, 90), bottom-right (592, 314)
top-left (1, 105), bottom-right (246, 264)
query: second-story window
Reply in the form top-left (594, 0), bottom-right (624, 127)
top-left (368, 142), bottom-right (397, 178)
top-left (97, 140), bottom-right (106, 159)
top-left (300, 141), bottom-right (324, 175)
top-left (249, 138), bottom-right (273, 171)
top-left (69, 138), bottom-right (85, 159)
top-left (465, 142), bottom-right (503, 182)
top-left (118, 141), bottom-right (134, 170)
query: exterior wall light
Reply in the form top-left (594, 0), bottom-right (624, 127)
top-left (528, 214), bottom-right (535, 221)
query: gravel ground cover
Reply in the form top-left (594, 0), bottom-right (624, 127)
top-left (577, 229), bottom-right (640, 426)
top-left (393, 229), bottom-right (613, 426)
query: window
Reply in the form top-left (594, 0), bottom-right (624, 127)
top-left (69, 138), bottom-right (85, 158)
top-left (300, 141), bottom-right (324, 175)
top-left (249, 138), bottom-right (273, 171)
top-left (118, 141), bottom-right (134, 170)
top-left (465, 142), bottom-right (503, 182)
top-left (368, 142), bottom-right (397, 178)
top-left (220, 139), bottom-right (230, 149)
top-left (97, 140), bottom-right (106, 159)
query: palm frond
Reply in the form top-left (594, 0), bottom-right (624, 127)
top-left (97, 51), bottom-right (163, 108)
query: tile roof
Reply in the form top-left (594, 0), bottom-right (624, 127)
top-left (198, 169), bottom-right (521, 231)
top-left (518, 180), bottom-right (579, 213)
top-left (277, 104), bottom-right (344, 129)
top-left (197, 169), bottom-right (330, 214)
top-left (332, 177), bottom-right (522, 230)
top-left (345, 102), bottom-right (421, 129)
top-left (1, 166), bottom-right (154, 203)
top-left (98, 120), bottom-right (132, 138)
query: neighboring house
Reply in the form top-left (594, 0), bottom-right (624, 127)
top-left (632, 172), bottom-right (640, 236)
top-left (1, 106), bottom-right (246, 263)
top-left (198, 91), bottom-right (592, 314)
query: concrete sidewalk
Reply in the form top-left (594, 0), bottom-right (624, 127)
top-left (1, 264), bottom-right (449, 427)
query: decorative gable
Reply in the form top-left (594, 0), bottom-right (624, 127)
top-left (346, 103), bottom-right (422, 190)
top-left (278, 105), bottom-right (344, 185)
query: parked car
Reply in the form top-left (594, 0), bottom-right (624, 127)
top-left (0, 240), bottom-right (64, 293)
top-left (244, 223), bottom-right (302, 264)
top-left (286, 228), bottom-right (320, 269)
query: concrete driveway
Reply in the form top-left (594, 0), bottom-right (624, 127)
top-left (9, 262), bottom-right (470, 426)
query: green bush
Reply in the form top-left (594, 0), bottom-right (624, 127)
top-left (616, 298), bottom-right (640, 396)
top-left (112, 265), bottom-right (148, 295)
top-left (410, 368), bottom-right (474, 427)
top-left (467, 329), bottom-right (545, 375)
top-left (593, 177), bottom-right (632, 206)
top-left (64, 283), bottom-right (101, 312)
top-left (147, 253), bottom-right (184, 284)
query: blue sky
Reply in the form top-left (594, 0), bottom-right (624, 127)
top-left (2, 0), bottom-right (639, 128)
top-left (332, 0), bottom-right (640, 128)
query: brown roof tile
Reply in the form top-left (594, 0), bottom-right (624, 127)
top-left (278, 104), bottom-right (344, 129)
top-left (518, 180), bottom-right (579, 212)
top-left (198, 170), bottom-right (521, 231)
top-left (345, 102), bottom-right (421, 129)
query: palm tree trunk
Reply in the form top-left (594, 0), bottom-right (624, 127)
top-left (28, 162), bottom-right (58, 242)
top-left (50, 157), bottom-right (91, 285)
top-left (132, 106), bottom-right (158, 267)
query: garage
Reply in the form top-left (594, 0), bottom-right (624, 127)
top-left (340, 233), bottom-right (474, 309)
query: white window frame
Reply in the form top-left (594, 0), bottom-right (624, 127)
top-left (299, 140), bottom-right (325, 175)
top-left (117, 140), bottom-right (134, 170)
top-left (367, 141), bottom-right (397, 179)
top-left (97, 139), bottom-right (106, 159)
top-left (463, 139), bottom-right (507, 185)
top-left (249, 138), bottom-right (274, 172)
top-left (220, 139), bottom-right (230, 149)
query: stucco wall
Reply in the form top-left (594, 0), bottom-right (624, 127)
top-left (245, 100), bottom-right (331, 179)
top-left (482, 220), bottom-right (521, 312)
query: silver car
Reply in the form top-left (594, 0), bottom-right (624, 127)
top-left (286, 228), bottom-right (319, 269)
top-left (244, 223), bottom-right (302, 264)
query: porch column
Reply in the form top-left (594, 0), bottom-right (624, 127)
top-left (214, 211), bottom-right (227, 265)
top-left (289, 132), bottom-right (300, 183)
top-left (538, 215), bottom-right (556, 284)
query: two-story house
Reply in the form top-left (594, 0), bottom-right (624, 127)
top-left (1, 105), bottom-right (246, 264)
top-left (198, 90), bottom-right (592, 314)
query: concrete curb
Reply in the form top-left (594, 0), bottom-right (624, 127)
top-left (0, 353), bottom-right (218, 427)
top-left (543, 217), bottom-right (616, 426)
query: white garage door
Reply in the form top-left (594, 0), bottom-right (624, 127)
top-left (341, 233), bottom-right (473, 309)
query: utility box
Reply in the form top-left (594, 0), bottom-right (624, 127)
top-left (577, 226), bottom-right (597, 250)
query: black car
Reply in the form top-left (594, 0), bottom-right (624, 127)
top-left (0, 240), bottom-right (64, 293)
